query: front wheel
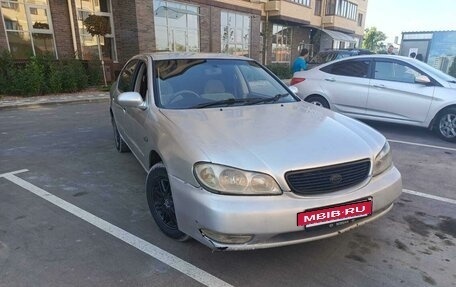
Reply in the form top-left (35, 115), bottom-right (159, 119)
top-left (146, 163), bottom-right (189, 241)
top-left (305, 95), bottom-right (330, 109)
top-left (435, 108), bottom-right (456, 142)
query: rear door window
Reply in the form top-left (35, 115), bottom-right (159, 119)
top-left (321, 60), bottom-right (370, 78)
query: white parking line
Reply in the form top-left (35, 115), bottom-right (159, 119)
top-left (0, 170), bottom-right (232, 287)
top-left (403, 189), bottom-right (456, 205)
top-left (388, 139), bottom-right (456, 152)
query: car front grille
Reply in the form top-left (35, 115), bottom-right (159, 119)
top-left (285, 159), bottom-right (371, 194)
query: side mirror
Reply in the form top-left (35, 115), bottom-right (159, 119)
top-left (289, 86), bottom-right (299, 94)
top-left (118, 92), bottom-right (147, 110)
top-left (415, 75), bottom-right (431, 85)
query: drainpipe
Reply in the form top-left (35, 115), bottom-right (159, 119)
top-left (262, 9), bottom-right (269, 65)
top-left (67, 0), bottom-right (79, 59)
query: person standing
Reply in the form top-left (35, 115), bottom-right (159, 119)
top-left (292, 48), bottom-right (309, 73)
top-left (387, 45), bottom-right (395, 55)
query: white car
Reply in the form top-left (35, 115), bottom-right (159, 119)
top-left (291, 55), bottom-right (456, 142)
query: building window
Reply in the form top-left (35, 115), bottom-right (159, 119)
top-left (153, 0), bottom-right (199, 52)
top-left (221, 11), bottom-right (250, 57)
top-left (0, 0), bottom-right (57, 59)
top-left (326, 0), bottom-right (357, 21)
top-left (75, 0), bottom-right (117, 61)
top-left (291, 0), bottom-right (311, 7)
top-left (357, 13), bottom-right (363, 26)
top-left (314, 0), bottom-right (322, 16)
top-left (272, 24), bottom-right (291, 63)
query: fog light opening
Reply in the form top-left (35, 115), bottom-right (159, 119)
top-left (200, 229), bottom-right (253, 244)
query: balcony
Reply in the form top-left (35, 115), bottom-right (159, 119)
top-left (322, 15), bottom-right (363, 35)
top-left (264, 0), bottom-right (322, 26)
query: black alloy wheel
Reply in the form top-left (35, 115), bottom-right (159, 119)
top-left (146, 163), bottom-right (189, 241)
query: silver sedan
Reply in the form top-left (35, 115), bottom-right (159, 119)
top-left (291, 55), bottom-right (456, 142)
top-left (110, 53), bottom-right (402, 250)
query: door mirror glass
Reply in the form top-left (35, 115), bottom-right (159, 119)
top-left (415, 75), bottom-right (431, 85)
top-left (118, 92), bottom-right (146, 110)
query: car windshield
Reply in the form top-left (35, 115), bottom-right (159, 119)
top-left (310, 51), bottom-right (350, 64)
top-left (411, 59), bottom-right (456, 83)
top-left (154, 59), bottom-right (297, 109)
top-left (309, 53), bottom-right (328, 64)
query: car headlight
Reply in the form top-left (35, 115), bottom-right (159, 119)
top-left (194, 163), bottom-right (282, 195)
top-left (373, 142), bottom-right (393, 176)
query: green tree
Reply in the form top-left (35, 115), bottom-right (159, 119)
top-left (449, 59), bottom-right (456, 78)
top-left (362, 27), bottom-right (387, 53)
top-left (83, 14), bottom-right (110, 86)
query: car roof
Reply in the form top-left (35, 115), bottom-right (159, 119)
top-left (139, 52), bottom-right (251, 61)
top-left (317, 49), bottom-right (372, 53)
top-left (319, 54), bottom-right (417, 64)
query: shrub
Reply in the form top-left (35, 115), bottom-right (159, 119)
top-left (86, 60), bottom-right (103, 86)
top-left (0, 51), bottom-right (91, 96)
top-left (266, 63), bottom-right (293, 80)
top-left (0, 50), bottom-right (14, 94)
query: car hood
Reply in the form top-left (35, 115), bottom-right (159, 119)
top-left (160, 102), bottom-right (385, 189)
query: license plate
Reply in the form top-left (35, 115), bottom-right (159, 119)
top-left (297, 199), bottom-right (372, 228)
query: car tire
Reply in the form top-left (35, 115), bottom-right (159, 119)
top-left (435, 108), bottom-right (456, 142)
top-left (111, 117), bottom-right (130, 153)
top-left (305, 95), bottom-right (330, 109)
top-left (146, 162), bottom-right (190, 241)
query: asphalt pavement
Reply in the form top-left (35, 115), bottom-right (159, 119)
top-left (0, 102), bottom-right (455, 287)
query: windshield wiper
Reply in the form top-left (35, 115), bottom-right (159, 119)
top-left (246, 93), bottom-right (290, 105)
top-left (192, 98), bottom-right (254, 109)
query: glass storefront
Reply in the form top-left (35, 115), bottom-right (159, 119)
top-left (427, 32), bottom-right (456, 75)
top-left (1, 0), bottom-right (56, 58)
top-left (153, 0), bottom-right (199, 52)
top-left (75, 0), bottom-right (117, 61)
top-left (271, 24), bottom-right (291, 63)
top-left (220, 11), bottom-right (250, 57)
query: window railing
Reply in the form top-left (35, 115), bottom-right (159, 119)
top-left (325, 0), bottom-right (357, 21)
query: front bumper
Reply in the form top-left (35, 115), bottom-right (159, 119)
top-left (171, 166), bottom-right (402, 250)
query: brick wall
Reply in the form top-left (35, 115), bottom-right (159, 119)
top-left (250, 15), bottom-right (261, 62)
top-left (49, 0), bottom-right (75, 59)
top-left (112, 0), bottom-right (139, 64)
top-left (209, 6), bottom-right (222, 53)
top-left (199, 6), bottom-right (211, 53)
top-left (135, 0), bottom-right (155, 55)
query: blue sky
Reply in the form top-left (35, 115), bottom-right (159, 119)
top-left (365, 0), bottom-right (456, 44)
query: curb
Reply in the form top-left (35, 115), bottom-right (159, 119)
top-left (0, 96), bottom-right (109, 110)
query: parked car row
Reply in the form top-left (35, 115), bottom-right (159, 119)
top-left (110, 53), bottom-right (402, 250)
top-left (291, 55), bottom-right (456, 142)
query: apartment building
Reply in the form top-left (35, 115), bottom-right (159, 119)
top-left (0, 0), bottom-right (367, 71)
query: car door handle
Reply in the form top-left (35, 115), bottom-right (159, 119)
top-left (372, 84), bottom-right (386, 89)
top-left (325, 78), bottom-right (336, 82)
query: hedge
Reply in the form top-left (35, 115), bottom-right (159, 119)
top-left (265, 63), bottom-right (293, 80)
top-left (0, 51), bottom-right (103, 96)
